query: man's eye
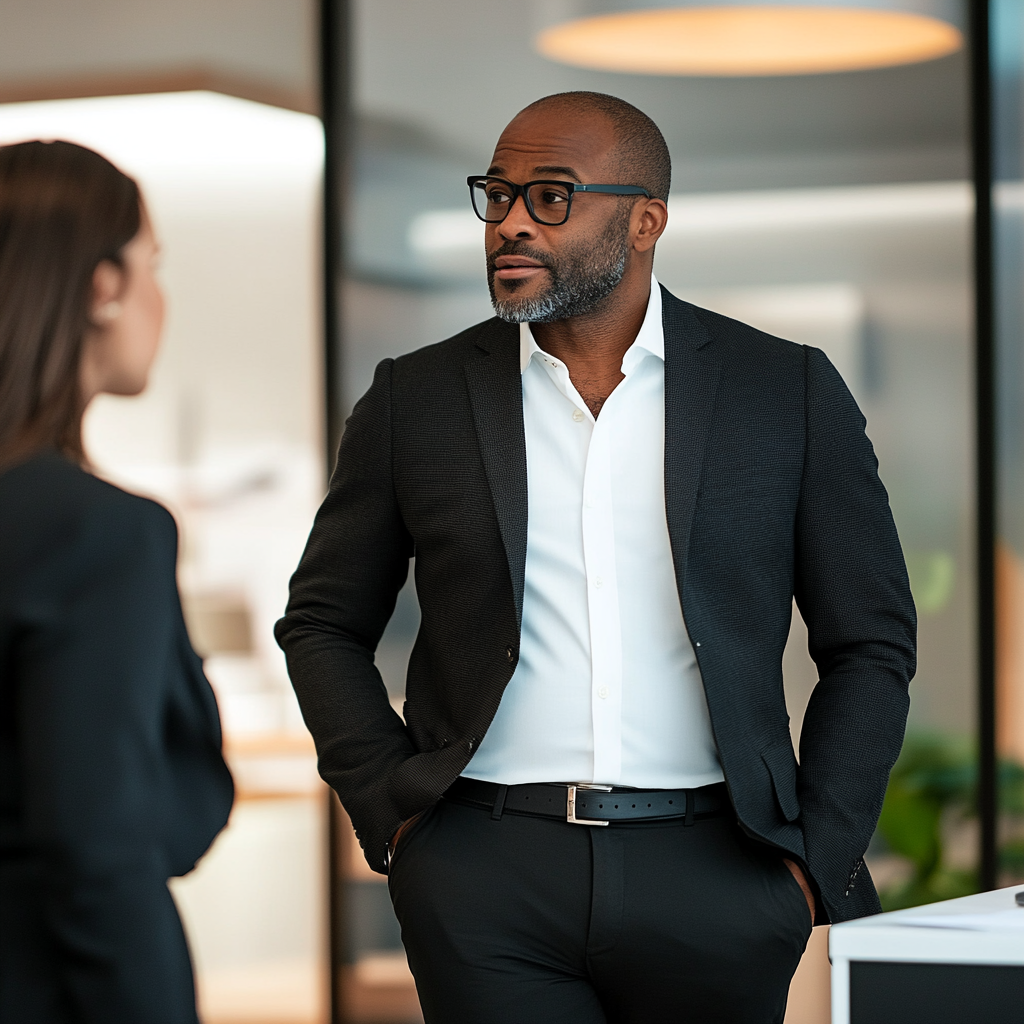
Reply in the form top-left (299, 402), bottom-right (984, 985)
top-left (539, 190), bottom-right (568, 204)
top-left (486, 191), bottom-right (512, 204)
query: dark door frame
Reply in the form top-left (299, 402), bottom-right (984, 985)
top-left (970, 0), bottom-right (998, 894)
top-left (319, 5), bottom-right (351, 1021)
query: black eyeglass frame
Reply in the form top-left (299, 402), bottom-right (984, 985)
top-left (467, 175), bottom-right (651, 226)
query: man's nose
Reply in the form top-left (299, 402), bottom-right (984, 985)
top-left (498, 193), bottom-right (538, 240)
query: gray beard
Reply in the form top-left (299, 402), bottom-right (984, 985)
top-left (488, 208), bottom-right (631, 324)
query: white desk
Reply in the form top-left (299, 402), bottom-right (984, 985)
top-left (829, 885), bottom-right (1024, 1024)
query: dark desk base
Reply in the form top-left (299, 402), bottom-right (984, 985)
top-left (851, 960), bottom-right (1024, 1024)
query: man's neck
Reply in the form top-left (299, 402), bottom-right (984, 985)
top-left (531, 270), bottom-right (652, 419)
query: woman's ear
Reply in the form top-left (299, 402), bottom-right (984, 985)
top-left (89, 259), bottom-right (124, 327)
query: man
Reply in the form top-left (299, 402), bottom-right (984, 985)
top-left (277, 92), bottom-right (916, 1023)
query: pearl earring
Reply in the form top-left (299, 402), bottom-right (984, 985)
top-left (99, 301), bottom-right (122, 322)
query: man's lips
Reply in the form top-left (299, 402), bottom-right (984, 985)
top-left (493, 255), bottom-right (549, 281)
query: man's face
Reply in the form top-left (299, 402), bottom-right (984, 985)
top-left (484, 107), bottom-right (636, 323)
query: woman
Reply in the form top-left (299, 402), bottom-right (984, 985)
top-left (0, 140), bottom-right (233, 1023)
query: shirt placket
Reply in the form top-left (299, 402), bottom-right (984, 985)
top-left (581, 403), bottom-right (623, 785)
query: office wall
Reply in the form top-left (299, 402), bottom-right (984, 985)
top-left (0, 86), bottom-right (328, 1024)
top-left (0, 4), bottom-right (329, 1019)
top-left (0, 6), bottom-right (327, 1021)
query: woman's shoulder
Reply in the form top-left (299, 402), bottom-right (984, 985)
top-left (0, 451), bottom-right (176, 577)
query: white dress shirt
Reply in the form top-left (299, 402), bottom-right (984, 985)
top-left (464, 276), bottom-right (724, 788)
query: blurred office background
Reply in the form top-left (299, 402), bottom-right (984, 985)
top-left (0, 5), bottom-right (330, 1023)
top-left (1, 2), bottom-right (1022, 1023)
top-left (340, 4), bottom-right (977, 1021)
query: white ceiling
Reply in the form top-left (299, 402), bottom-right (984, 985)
top-left (0, 0), bottom-right (316, 108)
top-left (355, 0), bottom-right (969, 191)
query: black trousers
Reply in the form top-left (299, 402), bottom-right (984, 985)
top-left (387, 795), bottom-right (813, 1024)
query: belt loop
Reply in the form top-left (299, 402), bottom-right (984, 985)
top-left (684, 788), bottom-right (694, 827)
top-left (491, 784), bottom-right (508, 821)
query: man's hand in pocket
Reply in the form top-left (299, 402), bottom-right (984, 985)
top-left (783, 858), bottom-right (816, 925)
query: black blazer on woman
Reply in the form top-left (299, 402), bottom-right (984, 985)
top-left (0, 452), bottom-right (233, 1024)
top-left (278, 287), bottom-right (917, 925)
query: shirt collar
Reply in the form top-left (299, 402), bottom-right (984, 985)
top-left (519, 273), bottom-right (664, 375)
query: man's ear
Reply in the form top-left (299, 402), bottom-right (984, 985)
top-left (633, 199), bottom-right (668, 255)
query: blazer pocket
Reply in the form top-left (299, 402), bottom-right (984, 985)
top-left (761, 740), bottom-right (801, 822)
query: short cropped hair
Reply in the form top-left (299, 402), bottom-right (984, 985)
top-left (519, 92), bottom-right (671, 202)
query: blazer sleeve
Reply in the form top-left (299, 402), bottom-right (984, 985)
top-left (793, 346), bottom-right (917, 922)
top-left (16, 498), bottom-right (201, 1024)
top-left (275, 358), bottom-right (417, 872)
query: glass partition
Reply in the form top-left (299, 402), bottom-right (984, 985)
top-left (990, 0), bottom-right (1024, 890)
top-left (336, 2), bottom-right (974, 1020)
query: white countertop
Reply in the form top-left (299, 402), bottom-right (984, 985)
top-left (830, 885), bottom-right (1024, 965)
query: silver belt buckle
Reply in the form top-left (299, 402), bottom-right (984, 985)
top-left (566, 783), bottom-right (613, 826)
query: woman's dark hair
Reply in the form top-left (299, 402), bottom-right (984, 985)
top-left (0, 140), bottom-right (141, 467)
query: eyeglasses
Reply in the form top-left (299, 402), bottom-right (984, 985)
top-left (467, 175), bottom-right (651, 227)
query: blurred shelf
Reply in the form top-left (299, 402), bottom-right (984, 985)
top-left (341, 953), bottom-right (422, 1024)
top-left (224, 730), bottom-right (323, 801)
top-left (198, 958), bottom-right (326, 1024)
top-left (225, 732), bottom-right (317, 756)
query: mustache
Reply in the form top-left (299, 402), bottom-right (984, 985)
top-left (486, 241), bottom-right (555, 276)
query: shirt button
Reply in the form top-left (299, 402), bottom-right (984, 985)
top-left (597, 686), bottom-right (609, 699)
top-left (572, 408), bottom-right (584, 422)
top-left (594, 577), bottom-right (603, 588)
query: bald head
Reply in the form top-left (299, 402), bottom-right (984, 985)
top-left (515, 92), bottom-right (671, 202)
top-left (485, 92), bottom-right (670, 328)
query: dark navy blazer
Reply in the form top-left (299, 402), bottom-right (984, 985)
top-left (0, 452), bottom-right (233, 1023)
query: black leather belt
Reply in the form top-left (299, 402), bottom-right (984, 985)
top-left (445, 777), bottom-right (729, 826)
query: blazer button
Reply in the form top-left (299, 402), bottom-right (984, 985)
top-left (467, 737), bottom-right (477, 752)
top-left (506, 645), bottom-right (516, 665)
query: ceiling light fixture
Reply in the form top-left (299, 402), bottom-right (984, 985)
top-left (536, 6), bottom-right (962, 77)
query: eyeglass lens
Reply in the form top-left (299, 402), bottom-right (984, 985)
top-left (471, 179), bottom-right (572, 225)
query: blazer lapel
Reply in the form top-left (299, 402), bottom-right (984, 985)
top-left (662, 287), bottom-right (722, 600)
top-left (463, 321), bottom-right (529, 626)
